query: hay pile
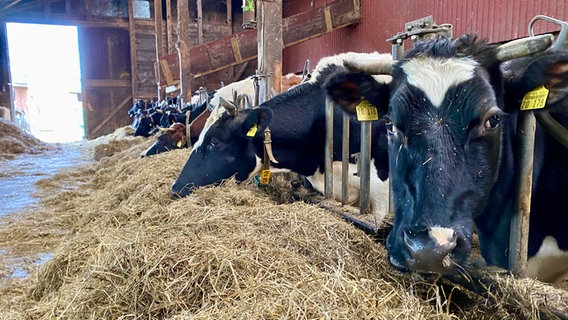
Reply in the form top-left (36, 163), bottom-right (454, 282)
top-left (0, 118), bottom-right (50, 159)
top-left (0, 128), bottom-right (567, 319)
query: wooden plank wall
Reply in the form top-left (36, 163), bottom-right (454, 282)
top-left (283, 0), bottom-right (568, 74)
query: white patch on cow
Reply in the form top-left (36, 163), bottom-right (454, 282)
top-left (188, 77), bottom-right (258, 156)
top-left (429, 227), bottom-right (455, 246)
top-left (401, 57), bottom-right (478, 108)
top-left (306, 160), bottom-right (390, 226)
top-left (527, 236), bottom-right (568, 283)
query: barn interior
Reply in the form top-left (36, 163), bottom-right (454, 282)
top-left (0, 0), bottom-right (568, 319)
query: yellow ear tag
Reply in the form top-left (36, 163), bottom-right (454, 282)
top-left (259, 169), bottom-right (271, 185)
top-left (177, 140), bottom-right (184, 148)
top-left (520, 86), bottom-right (549, 110)
top-left (246, 124), bottom-right (258, 137)
top-left (355, 99), bottom-right (379, 121)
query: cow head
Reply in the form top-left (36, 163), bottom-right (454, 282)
top-left (141, 122), bottom-right (187, 157)
top-left (326, 34), bottom-right (568, 275)
top-left (171, 107), bottom-right (273, 197)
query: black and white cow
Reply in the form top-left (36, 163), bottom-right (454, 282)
top-left (325, 34), bottom-right (568, 282)
top-left (171, 53), bottom-right (393, 222)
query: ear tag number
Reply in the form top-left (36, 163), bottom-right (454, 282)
top-left (259, 169), bottom-right (271, 185)
top-left (356, 99), bottom-right (379, 121)
top-left (246, 124), bottom-right (258, 137)
top-left (253, 170), bottom-right (271, 187)
top-left (520, 86), bottom-right (549, 110)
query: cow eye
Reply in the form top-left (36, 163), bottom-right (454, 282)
top-left (209, 138), bottom-right (220, 147)
top-left (484, 114), bottom-right (501, 129)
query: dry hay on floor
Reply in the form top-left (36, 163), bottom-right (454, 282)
top-left (84, 125), bottom-right (154, 161)
top-left (0, 135), bottom-right (566, 319)
top-left (0, 118), bottom-right (50, 159)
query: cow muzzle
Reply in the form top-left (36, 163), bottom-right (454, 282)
top-left (399, 227), bottom-right (468, 274)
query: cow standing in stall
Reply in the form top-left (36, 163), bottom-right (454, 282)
top-left (171, 52), bottom-right (393, 223)
top-left (325, 34), bottom-right (568, 282)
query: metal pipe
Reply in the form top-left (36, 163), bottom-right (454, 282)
top-left (359, 121), bottom-right (372, 214)
top-left (535, 110), bottom-right (568, 150)
top-left (342, 112), bottom-right (350, 205)
top-left (324, 96), bottom-right (334, 198)
top-left (509, 111), bottom-right (536, 277)
top-left (388, 41), bottom-right (404, 215)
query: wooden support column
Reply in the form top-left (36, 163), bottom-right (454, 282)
top-left (128, 0), bottom-right (138, 100)
top-left (226, 0), bottom-right (234, 79)
top-left (256, 0), bottom-right (282, 103)
top-left (154, 0), bottom-right (164, 99)
top-left (177, 0), bottom-right (192, 102)
top-left (196, 0), bottom-right (203, 45)
top-left (165, 0), bottom-right (173, 54)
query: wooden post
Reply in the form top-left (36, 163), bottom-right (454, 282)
top-left (196, 0), bottom-right (203, 45)
top-left (177, 0), bottom-right (192, 103)
top-left (256, 0), bottom-right (282, 102)
top-left (127, 0), bottom-right (138, 101)
top-left (154, 0), bottom-right (164, 99)
top-left (226, 0), bottom-right (234, 79)
top-left (165, 0), bottom-right (173, 54)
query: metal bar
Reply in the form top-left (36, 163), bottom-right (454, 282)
top-left (509, 111), bottom-right (536, 277)
top-left (359, 121), bottom-right (372, 214)
top-left (324, 96), bottom-right (334, 198)
top-left (535, 111), bottom-right (568, 150)
top-left (342, 112), bottom-right (350, 205)
top-left (388, 41), bottom-right (404, 215)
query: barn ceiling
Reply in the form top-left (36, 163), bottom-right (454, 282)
top-left (0, 0), bottom-right (49, 15)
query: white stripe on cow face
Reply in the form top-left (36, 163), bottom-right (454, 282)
top-left (401, 57), bottom-right (478, 108)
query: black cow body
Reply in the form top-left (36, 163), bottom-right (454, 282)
top-left (326, 35), bottom-right (568, 282)
top-left (171, 55), bottom-right (393, 220)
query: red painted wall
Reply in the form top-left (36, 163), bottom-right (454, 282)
top-left (283, 0), bottom-right (568, 73)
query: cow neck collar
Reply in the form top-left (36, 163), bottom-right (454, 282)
top-left (185, 110), bottom-right (191, 147)
top-left (261, 127), bottom-right (278, 171)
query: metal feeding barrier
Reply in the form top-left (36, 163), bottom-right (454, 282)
top-left (324, 14), bottom-right (568, 278)
top-left (323, 16), bottom-right (453, 224)
top-left (509, 15), bottom-right (568, 277)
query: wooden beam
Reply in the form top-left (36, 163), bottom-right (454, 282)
top-left (226, 0), bottom-right (234, 79)
top-left (226, 0), bottom-right (232, 34)
top-left (128, 0), bottom-right (138, 100)
top-left (83, 79), bottom-right (131, 87)
top-left (154, 0), bottom-right (164, 99)
top-left (190, 0), bottom-right (360, 79)
top-left (257, 0), bottom-right (282, 100)
top-left (177, 0), bottom-right (192, 101)
top-left (196, 0), bottom-right (203, 45)
top-left (165, 0), bottom-right (173, 54)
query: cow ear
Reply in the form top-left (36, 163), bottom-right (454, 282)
top-left (324, 71), bottom-right (391, 116)
top-left (503, 51), bottom-right (568, 112)
top-left (240, 107), bottom-right (273, 139)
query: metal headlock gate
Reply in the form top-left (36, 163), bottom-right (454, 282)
top-left (323, 15), bottom-right (568, 278)
top-left (322, 16), bottom-right (452, 221)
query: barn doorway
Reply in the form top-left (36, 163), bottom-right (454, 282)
top-left (6, 22), bottom-right (84, 143)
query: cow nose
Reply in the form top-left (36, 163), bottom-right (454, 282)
top-left (403, 227), bottom-right (459, 274)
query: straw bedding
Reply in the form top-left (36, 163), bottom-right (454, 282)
top-left (0, 126), bottom-right (567, 319)
top-left (0, 119), bottom-right (50, 159)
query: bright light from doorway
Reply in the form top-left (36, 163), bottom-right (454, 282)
top-left (7, 22), bottom-right (84, 143)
